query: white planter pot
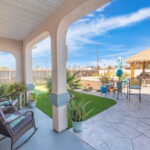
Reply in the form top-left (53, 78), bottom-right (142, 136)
top-left (28, 101), bottom-right (36, 108)
top-left (72, 121), bottom-right (83, 133)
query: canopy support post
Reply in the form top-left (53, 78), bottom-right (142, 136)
top-left (142, 61), bottom-right (145, 77)
top-left (130, 63), bottom-right (135, 78)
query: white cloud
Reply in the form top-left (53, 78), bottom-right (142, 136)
top-left (68, 43), bottom-right (150, 67)
top-left (95, 2), bottom-right (111, 13)
top-left (68, 59), bottom-right (117, 68)
top-left (91, 59), bottom-right (117, 67)
top-left (102, 50), bottom-right (139, 58)
top-left (86, 13), bottom-right (95, 18)
top-left (32, 37), bottom-right (51, 58)
top-left (0, 52), bottom-right (16, 68)
top-left (67, 7), bottom-right (150, 46)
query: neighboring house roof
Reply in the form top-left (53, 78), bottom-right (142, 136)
top-left (126, 48), bottom-right (150, 63)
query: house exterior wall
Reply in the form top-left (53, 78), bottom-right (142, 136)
top-left (0, 38), bottom-right (23, 83)
top-left (0, 0), bottom-right (110, 132)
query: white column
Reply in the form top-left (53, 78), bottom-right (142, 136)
top-left (15, 53), bottom-right (24, 83)
top-left (23, 45), bottom-right (34, 103)
top-left (50, 30), bottom-right (70, 132)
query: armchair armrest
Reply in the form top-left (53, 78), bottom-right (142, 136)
top-left (0, 94), bottom-right (12, 100)
top-left (2, 106), bottom-right (16, 114)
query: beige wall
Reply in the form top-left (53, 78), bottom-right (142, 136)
top-left (0, 38), bottom-right (23, 83)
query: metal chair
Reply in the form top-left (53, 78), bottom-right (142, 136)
top-left (108, 80), bottom-right (117, 96)
top-left (0, 107), bottom-right (37, 150)
top-left (100, 86), bottom-right (108, 96)
top-left (127, 77), bottom-right (142, 102)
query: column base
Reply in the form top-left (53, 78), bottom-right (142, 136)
top-left (25, 83), bottom-right (35, 104)
top-left (52, 105), bottom-right (68, 132)
top-left (50, 93), bottom-right (70, 132)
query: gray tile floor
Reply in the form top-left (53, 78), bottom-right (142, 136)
top-left (70, 87), bottom-right (150, 150)
top-left (0, 108), bottom-right (94, 150)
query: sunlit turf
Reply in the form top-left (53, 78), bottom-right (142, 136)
top-left (35, 85), bottom-right (116, 128)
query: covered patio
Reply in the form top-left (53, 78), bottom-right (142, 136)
top-left (0, 0), bottom-right (109, 132)
top-left (1, 1), bottom-right (150, 150)
top-left (0, 0), bottom-right (110, 150)
top-left (0, 108), bottom-right (94, 150)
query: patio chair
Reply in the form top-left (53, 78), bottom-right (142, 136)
top-left (107, 80), bottom-right (117, 95)
top-left (0, 94), bottom-right (19, 110)
top-left (0, 106), bottom-right (37, 150)
top-left (100, 86), bottom-right (108, 96)
top-left (127, 77), bottom-right (142, 102)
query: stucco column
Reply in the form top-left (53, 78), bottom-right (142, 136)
top-left (23, 45), bottom-right (34, 103)
top-left (15, 53), bottom-right (24, 83)
top-left (50, 30), bottom-right (70, 132)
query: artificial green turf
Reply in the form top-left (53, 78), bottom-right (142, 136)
top-left (36, 91), bottom-right (116, 128)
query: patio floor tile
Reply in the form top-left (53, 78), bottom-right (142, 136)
top-left (70, 87), bottom-right (150, 150)
top-left (0, 108), bottom-right (94, 150)
top-left (133, 135), bottom-right (150, 150)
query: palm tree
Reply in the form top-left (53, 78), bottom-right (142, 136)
top-left (0, 84), bottom-right (8, 97)
top-left (67, 70), bottom-right (81, 91)
top-left (45, 78), bottom-right (52, 93)
top-left (45, 70), bottom-right (81, 94)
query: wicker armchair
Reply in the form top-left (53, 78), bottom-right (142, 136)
top-left (127, 77), bottom-right (142, 102)
top-left (0, 107), bottom-right (37, 150)
top-left (0, 94), bottom-right (19, 110)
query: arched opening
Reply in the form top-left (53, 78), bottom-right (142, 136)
top-left (0, 52), bottom-right (16, 83)
top-left (32, 37), bottom-right (51, 86)
top-left (31, 35), bottom-right (52, 117)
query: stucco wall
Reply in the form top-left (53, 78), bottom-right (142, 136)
top-left (0, 38), bottom-right (23, 83)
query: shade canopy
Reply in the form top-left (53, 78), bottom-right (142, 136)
top-left (126, 48), bottom-right (150, 63)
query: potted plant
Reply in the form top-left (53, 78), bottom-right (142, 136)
top-left (28, 93), bottom-right (38, 108)
top-left (68, 99), bottom-right (93, 133)
top-left (6, 83), bottom-right (26, 99)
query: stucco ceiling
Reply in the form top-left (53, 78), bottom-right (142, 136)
top-left (0, 0), bottom-right (67, 40)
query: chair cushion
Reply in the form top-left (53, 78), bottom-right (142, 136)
top-left (11, 112), bottom-right (33, 135)
top-left (130, 86), bottom-right (140, 89)
top-left (109, 86), bottom-right (114, 92)
top-left (6, 114), bottom-right (25, 128)
top-left (101, 86), bottom-right (108, 93)
top-left (0, 101), bottom-right (10, 107)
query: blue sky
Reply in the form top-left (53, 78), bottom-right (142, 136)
top-left (1, 0), bottom-right (150, 69)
